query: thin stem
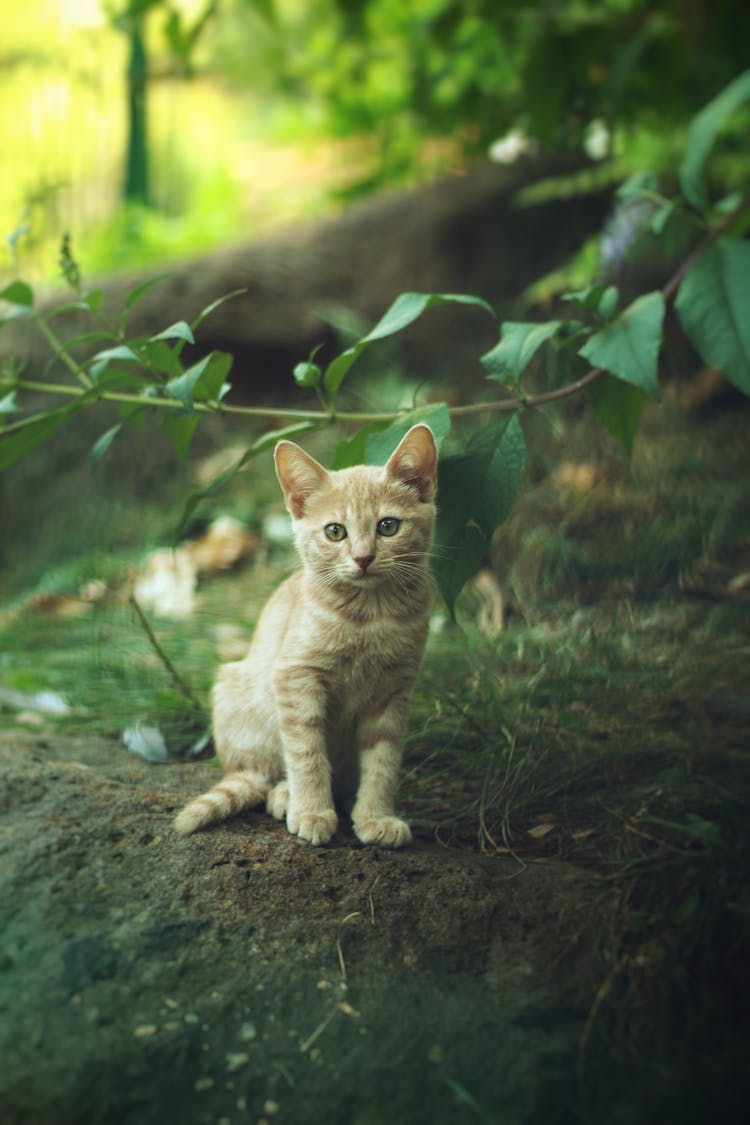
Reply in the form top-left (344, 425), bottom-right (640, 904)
top-left (13, 377), bottom-right (397, 423)
top-left (661, 192), bottom-right (750, 302)
top-left (34, 314), bottom-right (94, 390)
top-left (130, 594), bottom-right (206, 716)
top-left (6, 192), bottom-right (750, 435)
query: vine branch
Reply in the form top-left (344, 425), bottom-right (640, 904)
top-left (5, 192), bottom-right (750, 434)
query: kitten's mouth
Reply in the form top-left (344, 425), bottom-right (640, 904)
top-left (351, 568), bottom-right (378, 583)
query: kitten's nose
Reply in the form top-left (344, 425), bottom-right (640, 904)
top-left (354, 554), bottom-right (374, 572)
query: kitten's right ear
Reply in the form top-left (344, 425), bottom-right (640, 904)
top-left (274, 441), bottom-right (328, 518)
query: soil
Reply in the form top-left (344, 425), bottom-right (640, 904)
top-left (1, 730), bottom-right (600, 1125)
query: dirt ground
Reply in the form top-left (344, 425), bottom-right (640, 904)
top-left (0, 729), bottom-right (607, 1125)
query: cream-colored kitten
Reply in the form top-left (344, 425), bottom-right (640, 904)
top-left (174, 423), bottom-right (437, 848)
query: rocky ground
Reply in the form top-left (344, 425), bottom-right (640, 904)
top-left (1, 729), bottom-right (602, 1125)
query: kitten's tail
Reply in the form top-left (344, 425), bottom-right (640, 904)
top-left (174, 770), bottom-right (267, 836)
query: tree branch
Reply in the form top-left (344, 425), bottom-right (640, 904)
top-left (5, 192), bottom-right (749, 435)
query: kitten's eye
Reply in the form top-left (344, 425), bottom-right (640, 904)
top-left (376, 517), bottom-right (400, 537)
top-left (324, 523), bottom-right (347, 542)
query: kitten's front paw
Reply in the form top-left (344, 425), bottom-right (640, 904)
top-left (354, 815), bottom-right (412, 849)
top-left (266, 781), bottom-right (289, 821)
top-left (287, 806), bottom-right (338, 846)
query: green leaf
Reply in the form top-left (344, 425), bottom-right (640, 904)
top-left (90, 424), bottom-right (122, 468)
top-left (150, 320), bottom-right (195, 345)
top-left (175, 420), bottom-right (318, 538)
top-left (650, 201), bottom-right (676, 235)
top-left (0, 281), bottom-right (34, 308)
top-left (616, 170), bottom-right (659, 202)
top-left (119, 274), bottom-right (170, 332)
top-left (0, 403), bottom-right (82, 471)
top-left (94, 366), bottom-right (151, 393)
top-left (84, 289), bottom-right (104, 314)
top-left (165, 365), bottom-right (205, 410)
top-left (49, 290), bottom-right (105, 317)
top-left (0, 281), bottom-right (34, 320)
top-left (89, 344), bottom-right (140, 382)
top-left (680, 70), bottom-right (750, 210)
top-left (165, 351), bottom-right (233, 409)
top-left (588, 374), bottom-right (647, 457)
top-left (715, 191), bottom-right (744, 215)
top-left (163, 414), bottom-right (201, 462)
top-left (320, 347), bottom-right (360, 402)
top-left (561, 282), bottom-right (611, 314)
top-left (190, 288), bottom-right (246, 332)
top-left (139, 339), bottom-right (183, 380)
top-left (675, 238), bottom-right (750, 394)
top-left (578, 291), bottom-right (664, 398)
top-left (366, 292), bottom-right (494, 342)
top-left (598, 286), bottom-right (619, 320)
top-left (0, 391), bottom-right (19, 415)
top-left (365, 403), bottom-right (452, 464)
top-left (332, 421), bottom-right (390, 470)
top-left (56, 330), bottom-right (114, 352)
top-left (194, 351), bottom-right (233, 403)
top-left (481, 321), bottom-right (561, 390)
top-left (432, 416), bottom-right (526, 616)
top-left (323, 292), bottom-right (495, 401)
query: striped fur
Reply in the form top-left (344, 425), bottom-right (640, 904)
top-left (173, 770), bottom-right (268, 835)
top-left (174, 424), bottom-right (437, 847)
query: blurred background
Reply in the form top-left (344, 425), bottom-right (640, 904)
top-left (2, 0), bottom-right (749, 598)
top-left (3, 0), bottom-right (748, 286)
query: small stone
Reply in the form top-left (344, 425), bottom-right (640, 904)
top-left (263, 1100), bottom-right (279, 1115)
top-left (194, 1077), bottom-right (215, 1092)
top-left (133, 1025), bottom-right (158, 1039)
top-left (239, 1021), bottom-right (257, 1041)
top-left (184, 1013), bottom-right (200, 1024)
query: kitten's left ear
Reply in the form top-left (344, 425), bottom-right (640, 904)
top-left (274, 441), bottom-right (328, 518)
top-left (385, 424), bottom-right (437, 502)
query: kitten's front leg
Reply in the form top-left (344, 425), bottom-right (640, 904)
top-left (274, 664), bottom-right (337, 846)
top-left (352, 697), bottom-right (412, 849)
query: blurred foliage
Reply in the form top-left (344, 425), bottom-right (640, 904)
top-left (3, 67), bottom-right (749, 609)
top-left (2, 0), bottom-right (749, 280)
top-left (217, 0), bottom-right (750, 186)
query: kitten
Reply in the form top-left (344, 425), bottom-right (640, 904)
top-left (174, 423), bottom-right (437, 848)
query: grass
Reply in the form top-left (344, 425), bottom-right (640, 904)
top-left (1, 392), bottom-right (748, 1116)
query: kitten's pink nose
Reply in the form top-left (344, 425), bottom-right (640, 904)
top-left (354, 554), bottom-right (374, 572)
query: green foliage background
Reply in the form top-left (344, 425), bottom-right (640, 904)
top-left (2, 71), bottom-right (749, 611)
top-left (1, 2), bottom-right (749, 612)
top-left (2, 0), bottom-right (749, 278)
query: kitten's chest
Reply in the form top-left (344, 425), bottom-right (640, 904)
top-left (323, 612), bottom-right (422, 701)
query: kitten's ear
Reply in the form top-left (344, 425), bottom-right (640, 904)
top-left (385, 424), bottom-right (437, 502)
top-left (274, 441), bottom-right (328, 518)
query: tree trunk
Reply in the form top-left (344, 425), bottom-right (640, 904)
top-left (123, 14), bottom-right (149, 204)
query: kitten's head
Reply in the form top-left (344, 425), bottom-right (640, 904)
top-left (274, 425), bottom-right (437, 591)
